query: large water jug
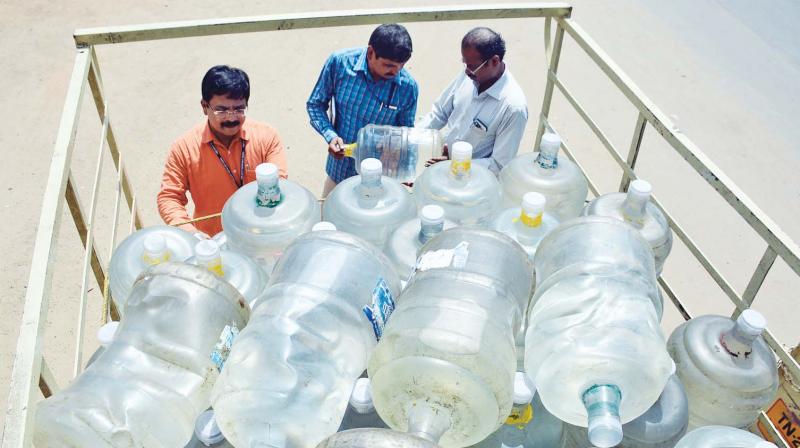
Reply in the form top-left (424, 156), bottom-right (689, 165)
top-left (369, 228), bottom-right (534, 447)
top-left (317, 429), bottom-right (440, 448)
top-left (414, 142), bottom-right (502, 226)
top-left (525, 216), bottom-right (672, 448)
top-left (582, 179), bottom-right (672, 275)
top-left (188, 240), bottom-right (269, 308)
top-left (35, 263), bottom-right (250, 447)
top-left (499, 133), bottom-right (588, 221)
top-left (472, 372), bottom-right (563, 448)
top-left (338, 378), bottom-right (389, 431)
top-left (667, 310), bottom-right (779, 429)
top-left (222, 163), bottom-right (320, 271)
top-left (343, 124), bottom-right (444, 183)
top-left (324, 158), bottom-right (416, 248)
top-left (674, 425), bottom-right (778, 448)
top-left (560, 373), bottom-right (688, 448)
top-left (490, 192), bottom-right (559, 262)
top-left (384, 204), bottom-right (456, 280)
top-left (108, 225), bottom-right (197, 313)
top-left (211, 230), bottom-right (401, 448)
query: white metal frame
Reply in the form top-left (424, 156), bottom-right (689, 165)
top-left (4, 4), bottom-right (798, 447)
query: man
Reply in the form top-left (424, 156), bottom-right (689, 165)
top-left (420, 27), bottom-right (528, 174)
top-left (158, 65), bottom-right (288, 236)
top-left (307, 23), bottom-right (419, 197)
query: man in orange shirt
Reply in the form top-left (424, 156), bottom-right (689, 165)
top-left (158, 65), bottom-right (288, 236)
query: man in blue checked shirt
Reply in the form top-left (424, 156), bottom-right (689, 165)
top-left (307, 24), bottom-right (419, 196)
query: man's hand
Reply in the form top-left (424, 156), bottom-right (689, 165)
top-left (328, 136), bottom-right (346, 160)
top-left (425, 143), bottom-right (449, 167)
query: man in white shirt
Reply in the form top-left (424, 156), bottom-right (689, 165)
top-left (419, 27), bottom-right (528, 174)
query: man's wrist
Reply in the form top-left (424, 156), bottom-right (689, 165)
top-left (323, 130), bottom-right (339, 144)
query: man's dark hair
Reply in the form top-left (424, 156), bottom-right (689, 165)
top-left (368, 24), bottom-right (413, 63)
top-left (461, 27), bottom-right (506, 61)
top-left (201, 65), bottom-right (250, 102)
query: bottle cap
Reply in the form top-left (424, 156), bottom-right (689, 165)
top-left (521, 192), bottom-right (546, 216)
top-left (737, 309), bottom-right (767, 337)
top-left (256, 163), bottom-right (279, 184)
top-left (451, 141), bottom-right (473, 161)
top-left (361, 158), bottom-right (383, 177)
top-left (194, 410), bottom-right (225, 445)
top-left (349, 378), bottom-right (375, 414)
top-left (96, 321), bottom-right (119, 348)
top-left (312, 221), bottom-right (337, 232)
top-left (540, 133), bottom-right (561, 152)
top-left (628, 179), bottom-right (653, 200)
top-left (194, 239), bottom-right (221, 261)
top-left (512, 372), bottom-right (536, 404)
top-left (143, 233), bottom-right (166, 254)
top-left (420, 205), bottom-right (445, 226)
top-left (587, 414), bottom-right (623, 448)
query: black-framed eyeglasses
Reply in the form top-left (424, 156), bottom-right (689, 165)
top-left (464, 58), bottom-right (490, 76)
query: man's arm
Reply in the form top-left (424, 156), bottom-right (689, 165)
top-left (157, 144), bottom-right (197, 233)
top-left (473, 105), bottom-right (529, 175)
top-left (306, 54), bottom-right (339, 144)
top-left (417, 74), bottom-right (461, 130)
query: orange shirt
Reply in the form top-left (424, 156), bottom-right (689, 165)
top-left (157, 120), bottom-right (288, 236)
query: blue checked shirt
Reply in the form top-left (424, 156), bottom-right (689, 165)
top-left (307, 47), bottom-right (419, 183)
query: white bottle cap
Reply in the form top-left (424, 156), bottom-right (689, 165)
top-left (194, 239), bottom-right (221, 261)
top-left (312, 221), bottom-right (337, 232)
top-left (628, 179), bottom-right (653, 200)
top-left (349, 378), bottom-right (375, 414)
top-left (588, 414), bottom-right (623, 448)
top-left (737, 309), bottom-right (767, 337)
top-left (521, 192), bottom-right (546, 216)
top-left (540, 133), bottom-right (561, 152)
top-left (451, 141), bottom-right (473, 161)
top-left (361, 158), bottom-right (383, 177)
top-left (143, 233), bottom-right (166, 254)
top-left (512, 372), bottom-right (536, 405)
top-left (420, 205), bottom-right (445, 226)
top-left (256, 163), bottom-right (279, 184)
top-left (194, 410), bottom-right (225, 446)
top-left (96, 321), bottom-right (119, 348)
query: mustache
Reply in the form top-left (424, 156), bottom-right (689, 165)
top-left (221, 121), bottom-right (240, 128)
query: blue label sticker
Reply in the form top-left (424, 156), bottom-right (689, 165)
top-left (363, 278), bottom-right (395, 341)
top-left (210, 323), bottom-right (239, 371)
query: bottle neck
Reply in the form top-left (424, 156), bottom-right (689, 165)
top-left (449, 158), bottom-right (472, 181)
top-left (721, 321), bottom-right (759, 358)
top-left (418, 220), bottom-right (444, 245)
top-left (142, 248), bottom-right (170, 266)
top-left (256, 178), bottom-right (283, 208)
top-left (406, 403), bottom-right (451, 443)
top-left (535, 146), bottom-right (559, 171)
top-left (621, 191), bottom-right (648, 224)
top-left (583, 384), bottom-right (623, 448)
top-left (358, 172), bottom-right (384, 200)
top-left (197, 253), bottom-right (225, 277)
top-left (516, 209), bottom-right (546, 240)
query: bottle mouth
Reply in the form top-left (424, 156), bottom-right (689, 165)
top-left (582, 384), bottom-right (623, 448)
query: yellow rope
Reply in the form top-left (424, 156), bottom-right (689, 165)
top-left (170, 212), bottom-right (222, 227)
top-left (101, 276), bottom-right (110, 325)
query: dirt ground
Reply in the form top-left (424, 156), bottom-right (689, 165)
top-left (1, 0), bottom-right (799, 438)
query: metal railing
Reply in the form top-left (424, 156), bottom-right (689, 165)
top-left (3, 3), bottom-right (797, 447)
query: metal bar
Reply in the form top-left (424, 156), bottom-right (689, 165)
top-left (38, 357), bottom-right (60, 399)
top-left (129, 196), bottom-right (137, 235)
top-left (619, 112), bottom-right (647, 192)
top-left (534, 20), bottom-right (566, 150)
top-left (2, 48), bottom-right (91, 448)
top-left (87, 47), bottom-right (143, 230)
top-left (557, 16), bottom-right (800, 277)
top-left (65, 175), bottom-right (106, 293)
top-left (105, 155), bottom-right (124, 323)
top-left (732, 246), bottom-right (778, 320)
top-left (762, 329), bottom-right (800, 393)
top-left (757, 411), bottom-right (791, 448)
top-left (74, 4), bottom-right (573, 46)
top-left (658, 276), bottom-right (693, 321)
top-left (73, 111), bottom-right (109, 377)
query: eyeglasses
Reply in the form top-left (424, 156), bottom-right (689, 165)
top-left (464, 58), bottom-right (490, 77)
top-left (207, 106), bottom-right (247, 117)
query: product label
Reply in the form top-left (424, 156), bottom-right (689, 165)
top-left (535, 152), bottom-right (558, 169)
top-left (343, 143), bottom-right (357, 158)
top-left (414, 242), bottom-right (470, 272)
top-left (210, 322), bottom-right (239, 371)
top-left (450, 159), bottom-right (471, 177)
top-left (363, 278), bottom-right (395, 341)
top-left (515, 211), bottom-right (543, 228)
top-left (204, 258), bottom-right (225, 277)
top-left (505, 404), bottom-right (534, 428)
top-left (758, 398), bottom-right (800, 447)
top-left (256, 184), bottom-right (282, 208)
top-left (142, 251), bottom-right (171, 266)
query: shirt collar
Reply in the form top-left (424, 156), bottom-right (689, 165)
top-left (473, 68), bottom-right (509, 100)
top-left (201, 120), bottom-right (249, 145)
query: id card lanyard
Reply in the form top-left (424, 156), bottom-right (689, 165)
top-left (208, 140), bottom-right (246, 188)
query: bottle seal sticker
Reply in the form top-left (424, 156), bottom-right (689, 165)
top-left (210, 322), bottom-right (239, 371)
top-left (256, 183), bottom-right (282, 208)
top-left (363, 278), bottom-right (395, 341)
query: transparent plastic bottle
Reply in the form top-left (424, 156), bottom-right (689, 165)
top-left (674, 425), bottom-right (778, 448)
top-left (499, 133), bottom-right (588, 221)
top-left (472, 372), bottom-right (564, 448)
top-left (342, 124), bottom-right (444, 183)
top-left (211, 230), bottom-right (401, 448)
top-left (338, 378), bottom-right (389, 431)
top-left (35, 263), bottom-right (250, 448)
top-left (560, 373), bottom-right (688, 448)
top-left (414, 141), bottom-right (502, 227)
top-left (490, 192), bottom-right (559, 262)
top-left (185, 410), bottom-right (234, 447)
top-left (525, 216), bottom-right (672, 448)
top-left (369, 228), bottom-right (534, 447)
top-left (317, 428), bottom-right (440, 448)
top-left (667, 310), bottom-right (779, 430)
top-left (324, 158), bottom-right (416, 248)
top-left (582, 179), bottom-right (672, 275)
top-left (383, 204), bottom-right (456, 280)
top-left (108, 225), bottom-right (197, 313)
top-left (188, 240), bottom-right (269, 308)
top-left (222, 162), bottom-right (320, 272)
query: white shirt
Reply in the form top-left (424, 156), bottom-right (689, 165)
top-left (418, 68), bottom-right (528, 174)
